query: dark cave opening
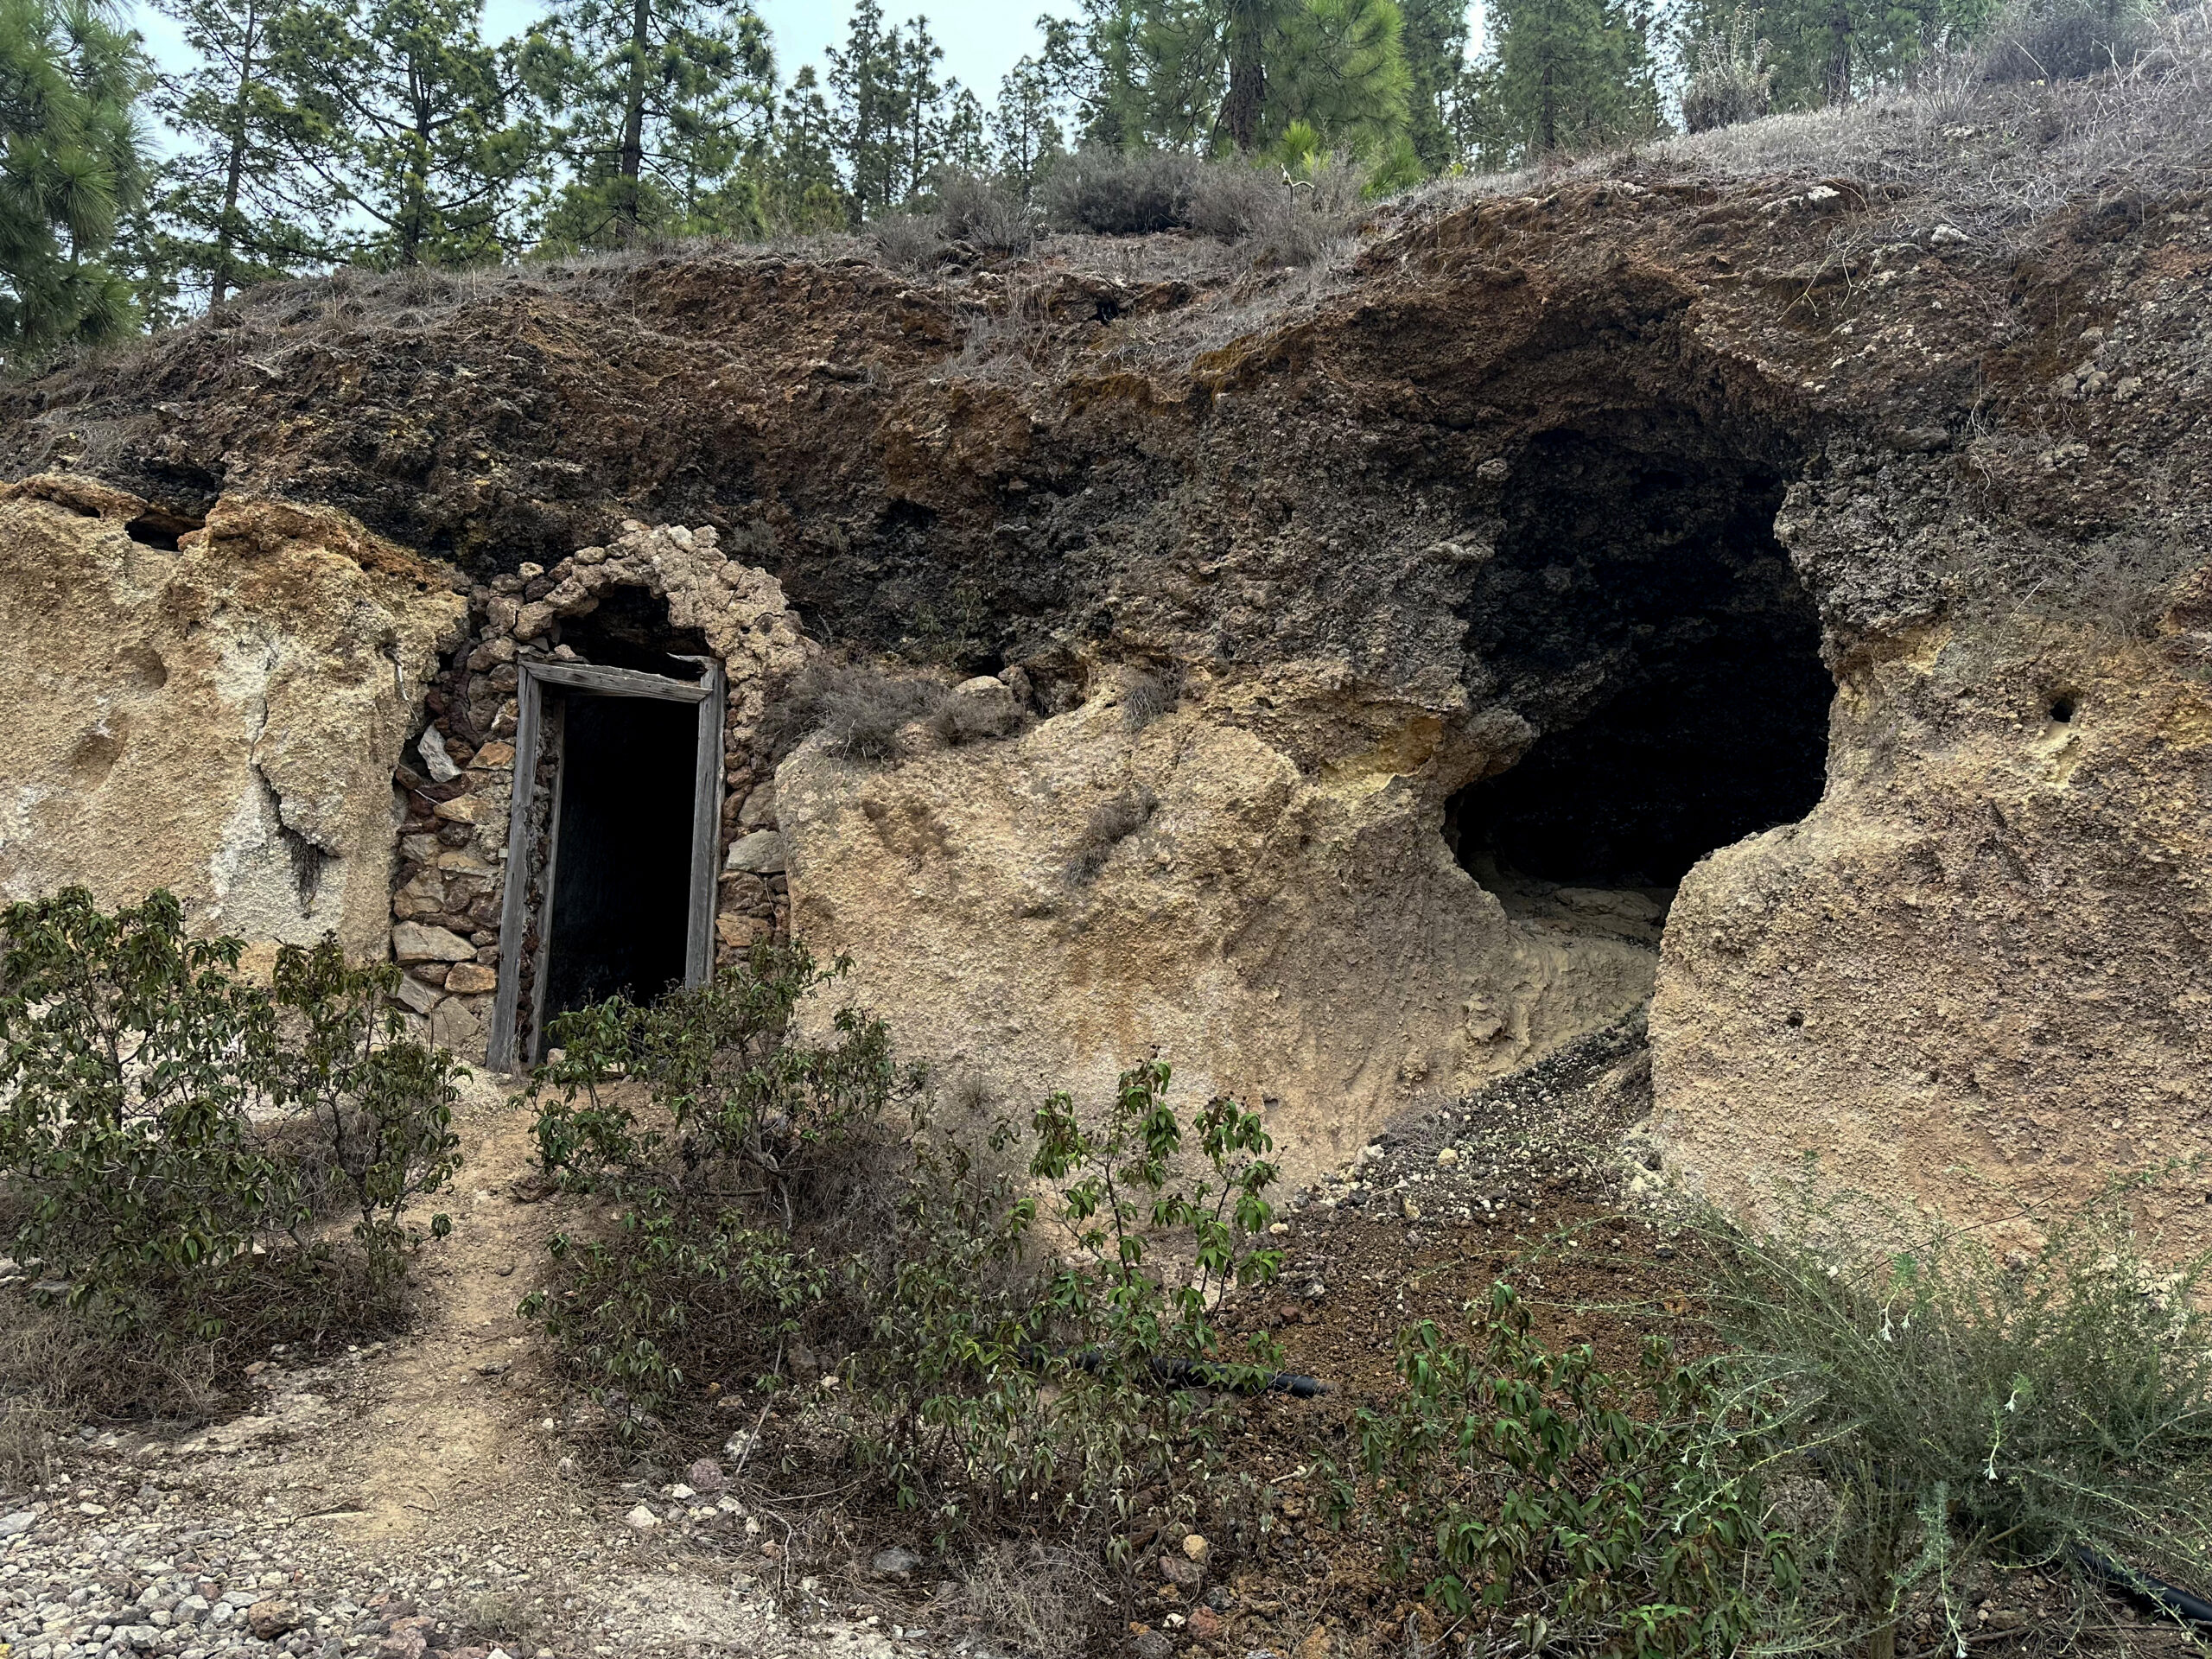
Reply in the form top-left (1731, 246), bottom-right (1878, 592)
top-left (1443, 429), bottom-right (1831, 924)
top-left (538, 691), bottom-right (699, 1030)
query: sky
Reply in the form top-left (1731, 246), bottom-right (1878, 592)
top-left (131, 0), bottom-right (1484, 134)
top-left (133, 0), bottom-right (1095, 106)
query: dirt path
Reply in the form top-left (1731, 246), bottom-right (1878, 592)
top-left (321, 1084), bottom-right (554, 1545)
top-left (0, 1075), bottom-right (919, 1659)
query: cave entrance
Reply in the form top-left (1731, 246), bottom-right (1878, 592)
top-left (1443, 429), bottom-right (1830, 944)
top-left (486, 654), bottom-right (727, 1070)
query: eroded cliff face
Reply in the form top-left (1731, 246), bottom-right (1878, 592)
top-left (5, 147), bottom-right (2209, 1241)
top-left (0, 478), bottom-right (464, 961)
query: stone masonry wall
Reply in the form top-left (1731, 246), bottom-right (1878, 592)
top-left (385, 521), bottom-right (809, 1063)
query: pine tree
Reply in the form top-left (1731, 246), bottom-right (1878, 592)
top-left (762, 62), bottom-right (843, 228)
top-left (991, 50), bottom-right (1065, 198)
top-left (279, 0), bottom-right (537, 266)
top-left (1468, 0), bottom-right (1661, 162)
top-left (525, 0), bottom-right (771, 247)
top-left (888, 16), bottom-right (943, 201)
top-left (1394, 0), bottom-right (1466, 170)
top-left (1053, 1), bottom-right (1147, 149)
top-left (0, 0), bottom-right (149, 349)
top-left (826, 0), bottom-right (900, 218)
top-left (1130, 0), bottom-right (1414, 157)
top-left (148, 0), bottom-right (327, 308)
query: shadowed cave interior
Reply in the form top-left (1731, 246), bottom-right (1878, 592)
top-left (1444, 429), bottom-right (1833, 943)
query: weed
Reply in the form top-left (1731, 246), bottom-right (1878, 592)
top-left (1700, 1172), bottom-right (2212, 1659)
top-left (771, 660), bottom-right (952, 762)
top-left (1337, 1281), bottom-right (1797, 1657)
top-left (1683, 10), bottom-right (1776, 132)
top-left (1066, 785), bottom-right (1158, 884)
top-left (1119, 667), bottom-right (1180, 730)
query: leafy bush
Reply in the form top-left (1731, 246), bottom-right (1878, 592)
top-left (1338, 1281), bottom-right (1796, 1657)
top-left (0, 888), bottom-right (461, 1342)
top-left (1980, 0), bottom-right (2158, 78)
top-left (1682, 9), bottom-right (1775, 133)
top-left (523, 940), bottom-right (918, 1430)
top-left (1703, 1178), bottom-right (2212, 1659)
top-left (523, 949), bottom-right (1289, 1559)
top-left (851, 1056), bottom-right (1287, 1548)
top-left (1042, 147), bottom-right (1198, 233)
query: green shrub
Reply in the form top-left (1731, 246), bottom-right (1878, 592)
top-left (1338, 1281), bottom-right (1796, 1657)
top-left (850, 1056), bottom-right (1287, 1548)
top-left (523, 940), bottom-right (921, 1430)
top-left (1702, 1177), bottom-right (2212, 1659)
top-left (0, 887), bottom-right (461, 1345)
top-left (523, 948), bottom-right (1289, 1554)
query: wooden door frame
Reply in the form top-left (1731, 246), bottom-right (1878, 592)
top-left (485, 658), bottom-right (727, 1072)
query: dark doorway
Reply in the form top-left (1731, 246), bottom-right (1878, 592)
top-left (1443, 429), bottom-right (1830, 917)
top-left (538, 691), bottom-right (701, 1027)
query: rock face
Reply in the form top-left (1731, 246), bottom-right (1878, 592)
top-left (0, 476), bottom-right (463, 960)
top-left (1653, 604), bottom-right (2212, 1255)
top-left (3, 110), bottom-right (2209, 1243)
top-left (782, 663), bottom-right (1655, 1182)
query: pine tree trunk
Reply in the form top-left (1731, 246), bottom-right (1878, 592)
top-left (616, 0), bottom-right (651, 238)
top-left (1539, 58), bottom-right (1557, 153)
top-left (1223, 0), bottom-right (1264, 150)
top-left (1825, 0), bottom-right (1853, 103)
top-left (212, 4), bottom-right (257, 308)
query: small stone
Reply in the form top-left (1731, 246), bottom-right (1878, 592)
top-left (1436, 1147), bottom-right (1459, 1166)
top-left (444, 962), bottom-right (499, 995)
top-left (247, 1599), bottom-right (299, 1640)
top-left (1929, 222), bottom-right (1969, 245)
top-left (1181, 1533), bottom-right (1211, 1566)
top-left (685, 1459), bottom-right (725, 1492)
top-left (1189, 1607), bottom-right (1224, 1641)
top-left (623, 1504), bottom-right (659, 1531)
top-left (392, 923), bottom-right (474, 963)
top-left (871, 1545), bottom-right (920, 1576)
top-left (737, 781), bottom-right (778, 829)
top-left (416, 727), bottom-right (461, 784)
top-left (432, 791), bottom-right (490, 824)
top-left (1134, 1631), bottom-right (1173, 1659)
top-left (0, 1510), bottom-right (34, 1536)
top-left (724, 830), bottom-right (787, 874)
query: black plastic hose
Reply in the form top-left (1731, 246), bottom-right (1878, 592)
top-left (2073, 1545), bottom-right (2212, 1630)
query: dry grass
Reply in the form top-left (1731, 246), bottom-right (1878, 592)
top-left (939, 1541), bottom-right (1114, 1651)
top-left (0, 1299), bottom-right (225, 1491)
top-left (1586, 3), bottom-right (2212, 243)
